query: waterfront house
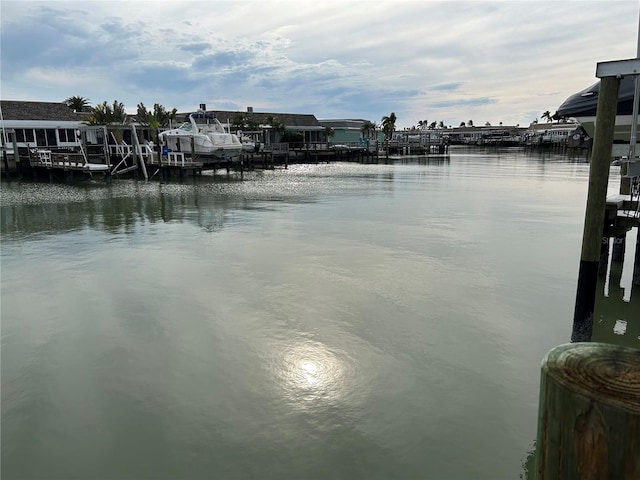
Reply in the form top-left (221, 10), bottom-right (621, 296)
top-left (317, 119), bottom-right (384, 148)
top-left (177, 106), bottom-right (326, 146)
top-left (0, 100), bottom-right (85, 151)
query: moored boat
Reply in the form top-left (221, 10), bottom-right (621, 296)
top-left (554, 76), bottom-right (640, 142)
top-left (159, 111), bottom-right (243, 160)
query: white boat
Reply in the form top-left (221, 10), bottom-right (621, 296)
top-left (240, 136), bottom-right (256, 153)
top-left (159, 111), bottom-right (243, 160)
top-left (554, 76), bottom-right (639, 142)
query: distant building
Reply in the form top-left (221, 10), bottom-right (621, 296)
top-left (523, 121), bottom-right (583, 145)
top-left (318, 119), bottom-right (384, 146)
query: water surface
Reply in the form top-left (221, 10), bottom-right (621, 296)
top-left (2, 148), bottom-right (637, 479)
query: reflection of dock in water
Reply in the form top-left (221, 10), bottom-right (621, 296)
top-left (592, 224), bottom-right (639, 348)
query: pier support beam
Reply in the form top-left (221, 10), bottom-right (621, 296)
top-left (572, 75), bottom-right (619, 342)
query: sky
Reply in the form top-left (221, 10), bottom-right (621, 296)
top-left (1, 0), bottom-right (639, 129)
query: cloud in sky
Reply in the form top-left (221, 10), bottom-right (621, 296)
top-left (1, 0), bottom-right (638, 128)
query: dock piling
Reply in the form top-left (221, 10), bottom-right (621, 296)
top-left (572, 75), bottom-right (620, 342)
top-left (534, 343), bottom-right (640, 480)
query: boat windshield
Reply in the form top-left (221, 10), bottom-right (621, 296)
top-left (178, 122), bottom-right (194, 132)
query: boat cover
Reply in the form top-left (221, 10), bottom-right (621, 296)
top-left (554, 76), bottom-right (639, 119)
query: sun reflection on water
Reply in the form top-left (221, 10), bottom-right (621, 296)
top-left (273, 340), bottom-right (351, 407)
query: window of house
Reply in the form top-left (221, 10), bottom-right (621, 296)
top-left (46, 129), bottom-right (57, 146)
top-left (59, 129), bottom-right (77, 143)
top-left (35, 129), bottom-right (46, 146)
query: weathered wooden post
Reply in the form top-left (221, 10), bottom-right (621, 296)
top-left (2, 142), bottom-right (9, 179)
top-left (101, 126), bottom-right (111, 169)
top-left (12, 133), bottom-right (21, 178)
top-left (534, 343), bottom-right (640, 480)
top-left (572, 72), bottom-right (620, 342)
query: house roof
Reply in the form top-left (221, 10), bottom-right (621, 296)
top-left (1, 101), bottom-right (323, 129)
top-left (0, 100), bottom-right (82, 121)
top-left (318, 119), bottom-right (368, 129)
top-left (180, 109), bottom-right (321, 128)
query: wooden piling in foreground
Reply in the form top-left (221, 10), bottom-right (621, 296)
top-left (572, 76), bottom-right (620, 342)
top-left (534, 342), bottom-right (640, 480)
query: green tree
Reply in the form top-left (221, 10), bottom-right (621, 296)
top-left (541, 110), bottom-right (552, 123)
top-left (324, 126), bottom-right (335, 147)
top-left (136, 102), bottom-right (177, 129)
top-left (280, 131), bottom-right (304, 143)
top-left (87, 100), bottom-right (127, 125)
top-left (87, 100), bottom-right (127, 144)
top-left (64, 95), bottom-right (91, 112)
top-left (459, 121), bottom-right (466, 127)
top-left (265, 115), bottom-right (285, 142)
top-left (361, 120), bottom-right (378, 138)
top-left (468, 119), bottom-right (474, 127)
top-left (231, 113), bottom-right (247, 131)
top-left (136, 102), bottom-right (177, 143)
top-left (232, 114), bottom-right (261, 132)
top-left (381, 112), bottom-right (397, 140)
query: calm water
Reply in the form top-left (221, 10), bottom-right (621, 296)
top-left (1, 147), bottom-right (638, 480)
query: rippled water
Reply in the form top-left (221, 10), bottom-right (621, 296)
top-left (1, 148), bottom-right (637, 479)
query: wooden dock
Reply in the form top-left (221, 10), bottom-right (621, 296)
top-left (605, 193), bottom-right (640, 237)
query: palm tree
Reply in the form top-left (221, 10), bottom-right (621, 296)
top-left (361, 120), bottom-right (374, 138)
top-left (381, 112), bottom-right (397, 140)
top-left (87, 100), bottom-right (127, 144)
top-left (324, 126), bottom-right (335, 147)
top-left (137, 102), bottom-right (177, 142)
top-left (541, 110), bottom-right (553, 123)
top-left (360, 120), bottom-right (378, 138)
top-left (459, 121), bottom-right (466, 127)
top-left (87, 100), bottom-right (127, 125)
top-left (468, 120), bottom-right (474, 127)
top-left (64, 95), bottom-right (91, 113)
top-left (137, 103), bottom-right (177, 129)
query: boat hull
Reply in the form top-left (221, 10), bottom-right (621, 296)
top-left (160, 134), bottom-right (242, 161)
top-left (575, 114), bottom-right (640, 143)
top-left (159, 113), bottom-right (243, 161)
top-left (555, 76), bottom-right (640, 143)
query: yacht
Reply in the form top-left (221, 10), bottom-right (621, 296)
top-left (159, 111), bottom-right (243, 160)
top-left (554, 76), bottom-right (639, 142)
